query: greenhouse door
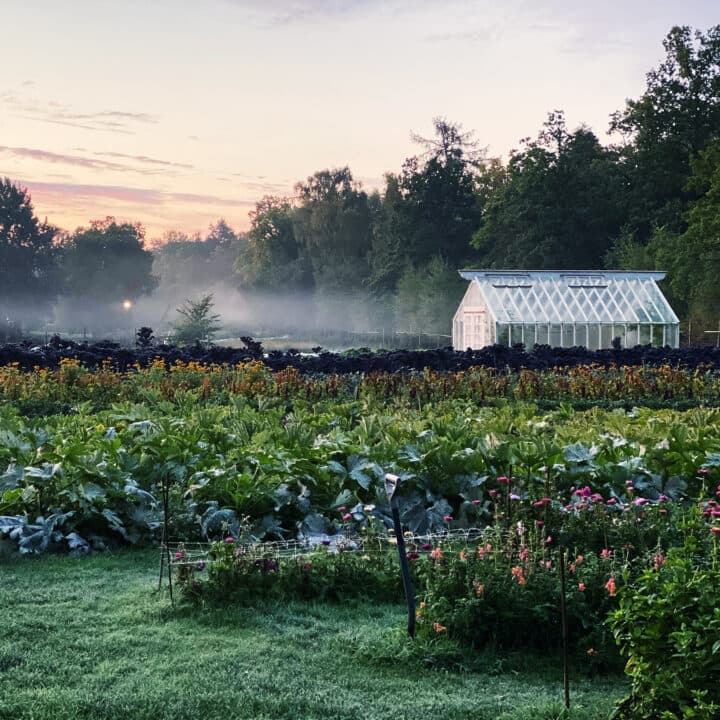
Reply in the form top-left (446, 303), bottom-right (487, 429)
top-left (463, 309), bottom-right (487, 349)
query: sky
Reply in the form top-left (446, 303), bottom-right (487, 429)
top-left (0, 0), bottom-right (717, 240)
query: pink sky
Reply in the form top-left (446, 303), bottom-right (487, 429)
top-left (1, 0), bottom-right (717, 241)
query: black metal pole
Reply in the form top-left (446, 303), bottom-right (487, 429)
top-left (390, 501), bottom-right (415, 638)
top-left (559, 548), bottom-right (570, 710)
top-left (162, 479), bottom-right (174, 605)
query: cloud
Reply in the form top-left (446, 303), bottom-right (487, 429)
top-left (4, 93), bottom-right (160, 135)
top-left (92, 151), bottom-right (194, 170)
top-left (16, 178), bottom-right (255, 210)
top-left (222, 0), bottom-right (435, 26)
top-left (0, 145), bottom-right (187, 176)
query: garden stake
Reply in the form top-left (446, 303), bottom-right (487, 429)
top-left (558, 548), bottom-right (570, 710)
top-left (158, 476), bottom-right (174, 605)
top-left (385, 473), bottom-right (415, 638)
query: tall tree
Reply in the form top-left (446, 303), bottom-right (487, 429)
top-left (293, 168), bottom-right (373, 295)
top-left (237, 196), bottom-right (312, 292)
top-left (396, 118), bottom-right (484, 268)
top-left (610, 25), bottom-right (720, 240)
top-left (473, 111), bottom-right (627, 269)
top-left (645, 140), bottom-right (720, 326)
top-left (0, 178), bottom-right (59, 321)
top-left (61, 217), bottom-right (157, 310)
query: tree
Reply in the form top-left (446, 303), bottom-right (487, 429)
top-left (646, 140), bottom-right (720, 327)
top-left (172, 294), bottom-right (221, 345)
top-left (0, 178), bottom-right (59, 322)
top-left (61, 217), bottom-right (157, 302)
top-left (293, 168), bottom-right (373, 296)
top-left (394, 118), bottom-right (485, 269)
top-left (610, 25), bottom-right (720, 240)
top-left (236, 197), bottom-right (312, 292)
top-left (395, 255), bottom-right (465, 337)
top-left (473, 111), bottom-right (628, 269)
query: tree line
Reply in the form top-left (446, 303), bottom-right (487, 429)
top-left (2, 25), bottom-right (719, 342)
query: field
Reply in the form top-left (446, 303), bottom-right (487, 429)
top-left (0, 550), bottom-right (623, 720)
top-left (1, 356), bottom-right (719, 719)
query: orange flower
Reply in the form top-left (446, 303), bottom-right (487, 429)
top-left (430, 547), bottom-right (443, 561)
top-left (459, 550), bottom-right (468, 561)
top-left (511, 566), bottom-right (526, 585)
top-left (433, 622), bottom-right (447, 633)
top-left (605, 577), bottom-right (617, 597)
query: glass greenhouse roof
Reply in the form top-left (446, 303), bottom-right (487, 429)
top-left (458, 271), bottom-right (679, 325)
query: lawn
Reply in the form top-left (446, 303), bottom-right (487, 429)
top-left (0, 550), bottom-right (624, 720)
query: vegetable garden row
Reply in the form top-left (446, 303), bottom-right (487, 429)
top-left (1, 359), bottom-right (719, 717)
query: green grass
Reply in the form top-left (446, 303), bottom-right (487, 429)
top-left (0, 551), bottom-right (625, 720)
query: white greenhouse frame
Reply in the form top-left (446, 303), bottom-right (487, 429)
top-left (452, 270), bottom-right (680, 350)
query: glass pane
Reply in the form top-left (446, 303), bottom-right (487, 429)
top-left (526, 325), bottom-right (537, 347)
top-left (561, 325), bottom-right (573, 347)
top-left (497, 324), bottom-right (509, 346)
top-left (600, 324), bottom-right (613, 348)
top-left (575, 325), bottom-right (588, 348)
top-left (536, 324), bottom-right (549, 345)
top-left (652, 325), bottom-right (664, 346)
top-left (625, 324), bottom-right (640, 348)
top-left (550, 324), bottom-right (561, 347)
top-left (588, 324), bottom-right (600, 350)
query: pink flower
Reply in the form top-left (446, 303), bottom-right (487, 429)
top-left (443, 515), bottom-right (453, 522)
top-left (658, 494), bottom-right (668, 503)
top-left (535, 520), bottom-right (544, 527)
top-left (601, 548), bottom-right (612, 559)
top-left (471, 499), bottom-right (481, 505)
top-left (545, 536), bottom-right (553, 544)
top-left (337, 505), bottom-right (347, 511)
top-left (711, 527), bottom-right (720, 535)
top-left (605, 577), bottom-right (617, 596)
top-left (697, 468), bottom-right (710, 475)
top-left (224, 537), bottom-right (235, 543)
top-left (532, 500), bottom-right (545, 507)
top-left (497, 476), bottom-right (509, 484)
top-left (421, 543), bottom-right (432, 551)
top-left (607, 498), bottom-right (617, 505)
top-left (634, 497), bottom-right (649, 506)
top-left (578, 583), bottom-right (586, 592)
top-left (342, 513), bottom-right (352, 521)
top-left (653, 554), bottom-right (665, 570)
top-left (174, 551), bottom-right (184, 559)
top-left (509, 494), bottom-right (521, 501)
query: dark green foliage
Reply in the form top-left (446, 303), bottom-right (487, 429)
top-left (172, 294), bottom-right (221, 345)
top-left (0, 178), bottom-right (60, 322)
top-left (609, 514), bottom-right (720, 719)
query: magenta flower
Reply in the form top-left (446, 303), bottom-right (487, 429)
top-left (174, 551), bottom-right (184, 559)
top-left (443, 515), bottom-right (453, 522)
top-left (497, 476), bottom-right (509, 484)
top-left (421, 543), bottom-right (432, 551)
top-left (634, 497), bottom-right (649, 506)
top-left (471, 499), bottom-right (481, 505)
top-left (342, 513), bottom-right (352, 521)
top-left (607, 498), bottom-right (617, 505)
top-left (697, 468), bottom-right (710, 475)
top-left (337, 505), bottom-right (347, 511)
top-left (224, 536), bottom-right (235, 543)
top-left (535, 520), bottom-right (544, 527)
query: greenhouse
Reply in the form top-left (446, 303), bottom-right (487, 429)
top-left (452, 270), bottom-right (680, 350)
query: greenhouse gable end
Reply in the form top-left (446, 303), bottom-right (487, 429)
top-left (452, 270), bottom-right (680, 350)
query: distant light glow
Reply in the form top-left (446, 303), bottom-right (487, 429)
top-left (122, 300), bottom-right (133, 310)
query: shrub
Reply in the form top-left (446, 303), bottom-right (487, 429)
top-left (609, 517), bottom-right (720, 719)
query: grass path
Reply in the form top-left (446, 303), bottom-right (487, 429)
top-left (0, 551), bottom-right (624, 720)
